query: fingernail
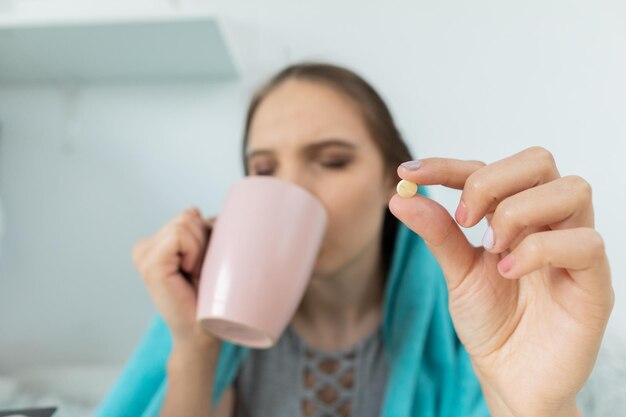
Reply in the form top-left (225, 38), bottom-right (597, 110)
top-left (482, 226), bottom-right (495, 250)
top-left (455, 200), bottom-right (468, 225)
top-left (498, 254), bottom-right (514, 275)
top-left (400, 160), bottom-right (422, 170)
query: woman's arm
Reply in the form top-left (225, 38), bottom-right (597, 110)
top-left (132, 210), bottom-right (234, 416)
top-left (159, 339), bottom-right (234, 417)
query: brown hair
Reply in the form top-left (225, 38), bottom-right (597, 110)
top-left (241, 62), bottom-right (413, 274)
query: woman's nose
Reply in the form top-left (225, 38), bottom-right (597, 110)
top-left (274, 164), bottom-right (313, 193)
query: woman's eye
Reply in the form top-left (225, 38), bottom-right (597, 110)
top-left (255, 168), bottom-right (275, 176)
top-left (320, 158), bottom-right (351, 169)
top-left (250, 164), bottom-right (275, 176)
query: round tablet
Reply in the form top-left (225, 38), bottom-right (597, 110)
top-left (396, 179), bottom-right (418, 198)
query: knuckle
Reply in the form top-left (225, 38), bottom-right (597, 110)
top-left (175, 213), bottom-right (193, 226)
top-left (175, 209), bottom-right (197, 225)
top-left (154, 232), bottom-right (181, 262)
top-left (471, 160), bottom-right (487, 168)
top-left (164, 228), bottom-right (182, 249)
top-left (521, 235), bottom-right (543, 262)
top-left (169, 222), bottom-right (187, 237)
top-left (565, 175), bottom-right (593, 202)
top-left (586, 228), bottom-right (606, 256)
top-left (181, 209), bottom-right (196, 219)
top-left (527, 145), bottom-right (554, 162)
top-left (498, 202), bottom-right (517, 225)
top-left (528, 146), bottom-right (558, 178)
top-left (465, 173), bottom-right (486, 195)
top-left (490, 204), bottom-right (519, 244)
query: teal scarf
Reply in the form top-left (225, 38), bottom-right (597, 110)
top-left (94, 186), bottom-right (489, 417)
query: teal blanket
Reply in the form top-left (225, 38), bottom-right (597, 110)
top-left (94, 187), bottom-right (489, 416)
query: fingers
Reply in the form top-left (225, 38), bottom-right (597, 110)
top-left (398, 157), bottom-right (486, 189)
top-left (389, 193), bottom-right (477, 291)
top-left (398, 147), bottom-right (561, 228)
top-left (485, 175), bottom-right (595, 254)
top-left (151, 222), bottom-right (201, 281)
top-left (497, 228), bottom-right (612, 297)
top-left (458, 147), bottom-right (561, 227)
top-left (133, 207), bottom-right (211, 289)
top-left (174, 215), bottom-right (206, 260)
top-left (131, 207), bottom-right (221, 343)
top-left (456, 147), bottom-right (559, 227)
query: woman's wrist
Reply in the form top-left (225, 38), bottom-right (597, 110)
top-left (172, 327), bottom-right (220, 354)
top-left (473, 361), bottom-right (581, 417)
top-left (552, 401), bottom-right (582, 417)
top-left (161, 337), bottom-right (221, 417)
top-left (169, 337), bottom-right (221, 373)
top-left (482, 395), bottom-right (580, 417)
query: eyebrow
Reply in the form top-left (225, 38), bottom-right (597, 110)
top-left (246, 139), bottom-right (357, 159)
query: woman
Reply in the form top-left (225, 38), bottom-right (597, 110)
top-left (121, 63), bottom-right (613, 417)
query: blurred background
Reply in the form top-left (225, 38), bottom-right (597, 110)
top-left (0, 0), bottom-right (625, 416)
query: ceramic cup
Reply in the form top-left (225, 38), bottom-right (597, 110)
top-left (196, 176), bottom-right (328, 348)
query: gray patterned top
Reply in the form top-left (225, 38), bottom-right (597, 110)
top-left (233, 324), bottom-right (389, 417)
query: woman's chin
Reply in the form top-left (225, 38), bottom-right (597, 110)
top-left (309, 258), bottom-right (339, 281)
top-left (309, 257), bottom-right (330, 280)
top-left (308, 245), bottom-right (344, 280)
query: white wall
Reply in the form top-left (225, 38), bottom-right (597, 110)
top-left (1, 0), bottom-right (625, 377)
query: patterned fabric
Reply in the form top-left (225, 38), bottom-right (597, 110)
top-left (234, 325), bottom-right (389, 417)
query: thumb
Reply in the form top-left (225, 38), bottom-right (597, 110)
top-left (388, 193), bottom-right (476, 291)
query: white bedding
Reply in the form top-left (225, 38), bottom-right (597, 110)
top-left (0, 365), bottom-right (121, 417)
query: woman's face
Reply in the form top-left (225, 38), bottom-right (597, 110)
top-left (246, 79), bottom-right (395, 278)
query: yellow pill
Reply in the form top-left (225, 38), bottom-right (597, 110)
top-left (396, 179), bottom-right (418, 198)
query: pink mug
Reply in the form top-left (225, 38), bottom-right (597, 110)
top-left (196, 176), bottom-right (328, 348)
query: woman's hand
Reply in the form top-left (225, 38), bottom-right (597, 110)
top-left (389, 147), bottom-right (614, 417)
top-left (132, 207), bottom-right (218, 348)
